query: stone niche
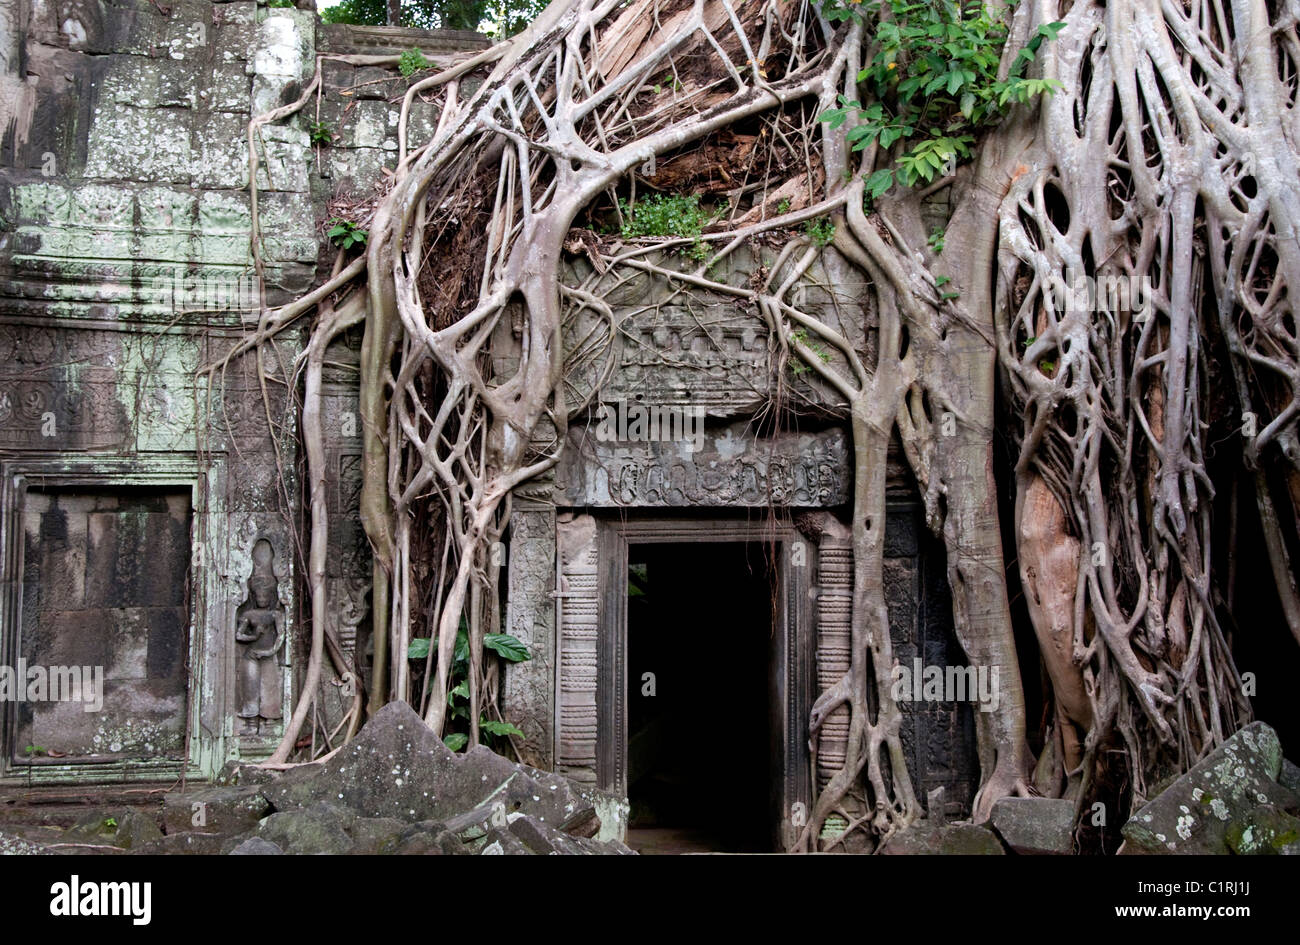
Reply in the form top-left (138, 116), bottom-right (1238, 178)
top-left (12, 487), bottom-right (191, 763)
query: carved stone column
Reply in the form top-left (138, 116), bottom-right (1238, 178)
top-left (554, 513), bottom-right (599, 783)
top-left (501, 505), bottom-right (557, 769)
top-left (814, 515), bottom-right (853, 791)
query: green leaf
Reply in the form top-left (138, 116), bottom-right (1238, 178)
top-left (864, 168), bottom-right (895, 200)
top-left (444, 733), bottom-right (468, 751)
top-left (480, 720), bottom-right (525, 739)
top-left (407, 638), bottom-right (431, 660)
top-left (484, 633), bottom-right (530, 662)
top-left (449, 680), bottom-right (469, 703)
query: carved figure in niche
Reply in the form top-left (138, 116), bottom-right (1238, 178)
top-left (235, 539), bottom-right (285, 735)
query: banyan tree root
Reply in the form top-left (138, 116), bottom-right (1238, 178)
top-left (993, 0), bottom-right (1287, 805)
top-left (216, 0), bottom-right (1284, 849)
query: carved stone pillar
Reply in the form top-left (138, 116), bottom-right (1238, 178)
top-left (814, 516), bottom-right (853, 790)
top-left (554, 513), bottom-right (599, 783)
top-left (501, 506), bottom-right (557, 769)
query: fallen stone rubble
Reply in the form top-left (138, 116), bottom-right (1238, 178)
top-left (2, 703), bottom-right (633, 855)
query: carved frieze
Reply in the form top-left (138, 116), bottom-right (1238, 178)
top-left (554, 421), bottom-right (851, 507)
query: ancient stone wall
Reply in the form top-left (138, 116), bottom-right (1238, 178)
top-left (0, 0), bottom-right (484, 781)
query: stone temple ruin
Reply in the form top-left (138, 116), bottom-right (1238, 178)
top-left (0, 0), bottom-right (985, 852)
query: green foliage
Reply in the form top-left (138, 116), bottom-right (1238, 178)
top-left (407, 626), bottom-right (530, 752)
top-left (619, 193), bottom-right (708, 239)
top-left (23, 745), bottom-right (46, 757)
top-left (480, 720), bottom-right (526, 739)
top-left (399, 48), bottom-right (432, 77)
top-left (327, 217), bottom-right (368, 250)
top-left (620, 193), bottom-right (715, 262)
top-left (788, 327), bottom-right (832, 376)
top-left (819, 1), bottom-right (1064, 197)
top-left (484, 633), bottom-right (530, 662)
top-left (320, 0), bottom-right (546, 37)
top-left (775, 198), bottom-right (792, 215)
top-left (308, 120), bottom-right (335, 145)
top-left (266, 0), bottom-right (294, 7)
top-left (805, 216), bottom-right (836, 247)
top-left (650, 72), bottom-right (683, 94)
top-left (927, 225), bottom-right (945, 254)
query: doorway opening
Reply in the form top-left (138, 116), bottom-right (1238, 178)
top-left (624, 541), bottom-right (778, 854)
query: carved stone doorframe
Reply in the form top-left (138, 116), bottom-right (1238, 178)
top-left (556, 514), bottom-right (814, 848)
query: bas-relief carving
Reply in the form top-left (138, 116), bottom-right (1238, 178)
top-left (234, 539), bottom-right (286, 736)
top-left (554, 422), bottom-right (851, 507)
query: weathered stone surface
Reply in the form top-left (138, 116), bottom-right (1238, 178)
top-left (879, 822), bottom-right (1006, 855)
top-left (255, 803), bottom-right (358, 855)
top-left (1225, 805), bottom-right (1300, 855)
top-left (162, 784), bottom-right (271, 835)
top-left (214, 760), bottom-right (282, 787)
top-left (242, 703), bottom-right (632, 854)
top-left (1280, 757), bottom-right (1300, 794)
top-left (131, 832), bottom-right (231, 855)
top-left (1121, 723), bottom-right (1300, 854)
top-left (267, 702), bottom-right (607, 834)
top-left (230, 837), bottom-right (284, 855)
top-left (554, 422), bottom-right (852, 507)
top-left (65, 809), bottom-right (163, 850)
top-left (990, 797), bottom-right (1075, 855)
top-left (0, 830), bottom-right (50, 855)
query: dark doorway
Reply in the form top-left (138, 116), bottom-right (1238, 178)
top-left (624, 541), bottom-right (778, 853)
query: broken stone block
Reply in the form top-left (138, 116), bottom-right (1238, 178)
top-left (131, 832), bottom-right (231, 855)
top-left (389, 821), bottom-right (452, 855)
top-left (0, 830), bottom-right (50, 855)
top-left (349, 816), bottom-right (412, 855)
top-left (1225, 805), bottom-right (1300, 855)
top-left (1280, 757), bottom-right (1300, 794)
top-left (229, 837), bottom-right (284, 855)
top-left (162, 783), bottom-right (271, 835)
top-left (214, 760), bottom-right (280, 787)
top-left (879, 822), bottom-right (1006, 855)
top-left (990, 797), bottom-right (1075, 855)
top-left (255, 803), bottom-right (356, 855)
top-left (65, 809), bottom-right (163, 850)
top-left (266, 701), bottom-right (607, 836)
top-left (1121, 722), bottom-right (1300, 854)
top-left (475, 827), bottom-right (535, 855)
